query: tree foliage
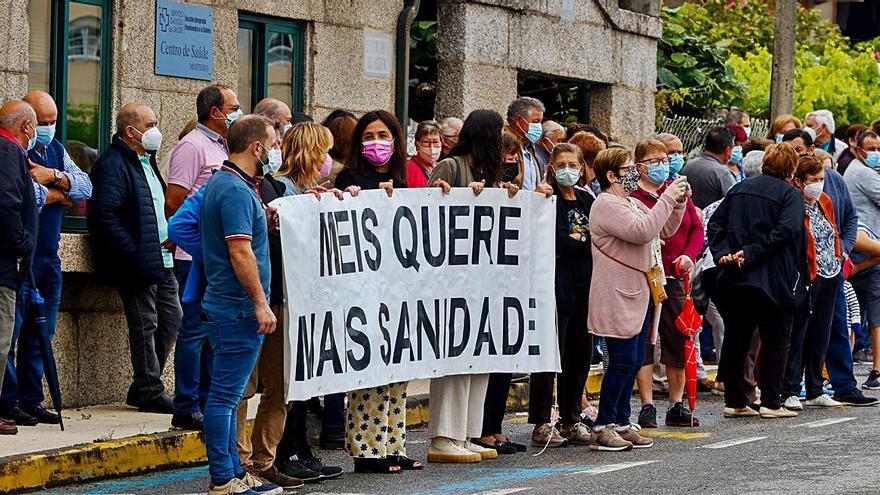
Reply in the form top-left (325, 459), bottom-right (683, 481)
top-left (657, 0), bottom-right (880, 125)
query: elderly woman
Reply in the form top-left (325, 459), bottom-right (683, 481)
top-left (588, 148), bottom-right (688, 451)
top-left (767, 114), bottom-right (803, 143)
top-left (781, 155), bottom-right (844, 411)
top-left (630, 139), bottom-right (704, 429)
top-left (708, 143), bottom-right (807, 419)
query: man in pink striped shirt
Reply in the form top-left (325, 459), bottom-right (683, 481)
top-left (165, 84), bottom-right (240, 431)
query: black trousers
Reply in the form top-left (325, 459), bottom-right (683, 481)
top-left (783, 275), bottom-right (841, 399)
top-left (716, 285), bottom-right (793, 409)
top-left (481, 373), bottom-right (512, 436)
top-left (528, 285), bottom-right (593, 426)
top-left (274, 400), bottom-right (312, 463)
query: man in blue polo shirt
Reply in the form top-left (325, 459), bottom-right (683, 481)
top-left (199, 114), bottom-right (286, 495)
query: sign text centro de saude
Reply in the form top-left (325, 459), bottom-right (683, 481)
top-left (154, 0), bottom-right (213, 80)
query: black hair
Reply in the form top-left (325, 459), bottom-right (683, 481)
top-left (227, 115), bottom-right (274, 154)
top-left (321, 109), bottom-right (356, 127)
top-left (566, 123), bottom-right (609, 144)
top-left (782, 128), bottom-right (813, 147)
top-left (196, 84), bottom-right (230, 123)
top-left (448, 109), bottom-right (504, 187)
top-left (291, 112), bottom-right (314, 124)
top-left (704, 126), bottom-right (735, 154)
top-left (344, 110), bottom-right (407, 186)
top-left (858, 131), bottom-right (880, 148)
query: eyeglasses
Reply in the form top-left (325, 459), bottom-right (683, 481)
top-left (637, 157), bottom-right (670, 166)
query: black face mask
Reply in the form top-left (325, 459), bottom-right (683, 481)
top-left (501, 162), bottom-right (519, 182)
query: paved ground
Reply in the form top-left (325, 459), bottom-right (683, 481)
top-left (35, 369), bottom-right (880, 495)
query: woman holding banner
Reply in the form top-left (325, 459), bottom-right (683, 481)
top-left (427, 110), bottom-right (551, 463)
top-left (588, 148), bottom-right (688, 452)
top-left (527, 143), bottom-right (596, 448)
top-left (337, 110), bottom-right (421, 474)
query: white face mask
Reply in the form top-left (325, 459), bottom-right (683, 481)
top-left (133, 126), bottom-right (163, 152)
top-left (265, 148), bottom-right (283, 175)
top-left (803, 182), bottom-right (824, 201)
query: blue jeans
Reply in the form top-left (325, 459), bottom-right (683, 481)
top-left (173, 260), bottom-right (213, 415)
top-left (1, 255), bottom-right (62, 411)
top-left (203, 311), bottom-right (263, 485)
top-left (825, 282), bottom-right (858, 396)
top-left (596, 304), bottom-right (653, 427)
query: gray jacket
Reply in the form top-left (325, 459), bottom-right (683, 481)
top-left (681, 153), bottom-right (736, 209)
top-left (843, 159), bottom-right (880, 239)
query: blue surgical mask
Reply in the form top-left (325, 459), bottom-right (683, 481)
top-left (743, 126), bottom-right (752, 139)
top-left (775, 134), bottom-right (784, 143)
top-left (555, 167), bottom-right (580, 187)
top-left (731, 146), bottom-right (744, 165)
top-left (668, 153), bottom-right (685, 175)
top-left (282, 123), bottom-right (293, 136)
top-left (36, 123), bottom-right (56, 146)
top-left (526, 122), bottom-right (542, 144)
top-left (646, 161), bottom-right (670, 185)
top-left (225, 109), bottom-right (244, 128)
top-left (26, 125), bottom-right (37, 151)
top-left (865, 151), bottom-right (880, 170)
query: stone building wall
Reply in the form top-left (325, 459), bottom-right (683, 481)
top-left (435, 0), bottom-right (661, 145)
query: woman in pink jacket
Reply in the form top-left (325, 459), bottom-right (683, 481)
top-left (587, 147), bottom-right (689, 451)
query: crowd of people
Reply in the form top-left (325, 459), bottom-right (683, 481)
top-left (1, 84), bottom-right (880, 495)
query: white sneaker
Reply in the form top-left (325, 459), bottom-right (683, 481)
top-left (463, 440), bottom-right (498, 459)
top-left (427, 437), bottom-right (482, 463)
top-left (209, 478), bottom-right (257, 495)
top-left (803, 395), bottom-right (842, 408)
top-left (784, 396), bottom-right (804, 411)
top-left (759, 406), bottom-right (798, 418)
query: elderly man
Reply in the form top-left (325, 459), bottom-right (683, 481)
top-left (506, 96), bottom-right (552, 192)
top-left (253, 98), bottom-right (292, 136)
top-left (806, 110), bottom-right (847, 164)
top-left (88, 103), bottom-right (181, 414)
top-left (536, 120), bottom-right (565, 167)
top-left (0, 91), bottom-right (91, 427)
top-left (165, 84), bottom-right (238, 430)
top-left (0, 100), bottom-right (39, 436)
top-left (438, 117), bottom-right (463, 159)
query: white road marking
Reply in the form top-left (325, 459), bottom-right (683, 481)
top-left (472, 488), bottom-right (533, 495)
top-left (699, 436), bottom-right (766, 449)
top-left (789, 417), bottom-right (856, 429)
top-left (565, 460), bottom-right (659, 476)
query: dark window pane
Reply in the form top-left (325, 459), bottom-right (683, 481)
top-left (66, 2), bottom-right (103, 171)
top-left (267, 31), bottom-right (293, 108)
top-left (238, 27), bottom-right (254, 112)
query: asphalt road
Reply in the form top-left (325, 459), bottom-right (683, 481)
top-left (36, 366), bottom-right (880, 495)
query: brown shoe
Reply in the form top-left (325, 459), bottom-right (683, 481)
top-left (616, 424), bottom-right (654, 448)
top-left (0, 418), bottom-right (17, 435)
top-left (589, 426), bottom-right (633, 452)
top-left (252, 465), bottom-right (304, 489)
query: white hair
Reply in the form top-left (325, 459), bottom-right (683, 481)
top-left (541, 120), bottom-right (564, 137)
top-left (439, 117), bottom-right (463, 135)
top-left (743, 150), bottom-right (764, 178)
top-left (807, 109), bottom-right (835, 134)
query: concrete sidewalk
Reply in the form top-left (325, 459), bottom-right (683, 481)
top-left (0, 369), bottom-right (621, 494)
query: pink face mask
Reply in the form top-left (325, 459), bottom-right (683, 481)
top-left (319, 153), bottom-right (333, 177)
top-left (362, 140), bottom-right (394, 166)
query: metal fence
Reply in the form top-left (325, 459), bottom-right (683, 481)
top-left (656, 114), bottom-right (770, 157)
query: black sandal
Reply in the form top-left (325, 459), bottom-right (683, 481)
top-left (388, 455), bottom-right (423, 470)
top-left (353, 457), bottom-right (401, 474)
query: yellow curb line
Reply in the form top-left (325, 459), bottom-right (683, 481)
top-left (0, 430), bottom-right (207, 494)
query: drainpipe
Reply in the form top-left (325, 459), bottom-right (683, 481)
top-left (395, 0), bottom-right (420, 139)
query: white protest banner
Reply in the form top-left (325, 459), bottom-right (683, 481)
top-left (274, 188), bottom-right (559, 401)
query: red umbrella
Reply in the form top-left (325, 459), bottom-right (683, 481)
top-left (675, 273), bottom-right (702, 417)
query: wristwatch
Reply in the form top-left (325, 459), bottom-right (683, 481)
top-left (579, 234), bottom-right (587, 243)
top-left (54, 169), bottom-right (63, 184)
